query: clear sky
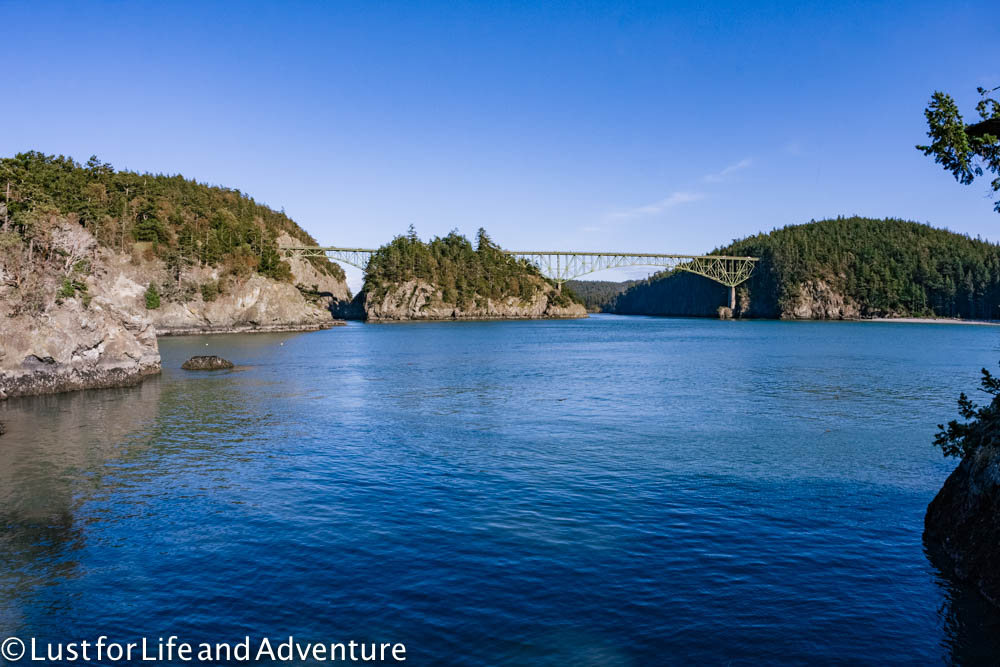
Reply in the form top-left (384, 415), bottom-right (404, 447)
top-left (2, 1), bottom-right (997, 289)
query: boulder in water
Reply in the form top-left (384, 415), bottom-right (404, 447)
top-left (181, 355), bottom-right (234, 371)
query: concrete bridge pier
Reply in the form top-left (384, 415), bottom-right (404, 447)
top-left (729, 285), bottom-right (735, 310)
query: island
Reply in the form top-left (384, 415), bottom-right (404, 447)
top-left (339, 228), bottom-right (587, 321)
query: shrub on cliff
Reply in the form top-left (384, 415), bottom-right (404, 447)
top-left (200, 281), bottom-right (220, 302)
top-left (144, 283), bottom-right (161, 310)
top-left (934, 364), bottom-right (1000, 458)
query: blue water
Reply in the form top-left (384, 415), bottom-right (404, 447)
top-left (3, 316), bottom-right (1000, 664)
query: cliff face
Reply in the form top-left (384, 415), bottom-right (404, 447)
top-left (142, 233), bottom-right (350, 335)
top-left (354, 279), bottom-right (587, 322)
top-left (151, 275), bottom-right (343, 335)
top-left (924, 445), bottom-right (1000, 608)
top-left (277, 233), bottom-right (351, 303)
top-left (1, 216), bottom-right (352, 398)
top-left (0, 220), bottom-right (160, 399)
top-left (786, 280), bottom-right (861, 319)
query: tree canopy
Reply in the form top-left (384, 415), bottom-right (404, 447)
top-left (917, 86), bottom-right (1000, 212)
top-left (613, 217), bottom-right (1000, 319)
top-left (364, 227), bottom-right (577, 308)
top-left (0, 151), bottom-right (343, 283)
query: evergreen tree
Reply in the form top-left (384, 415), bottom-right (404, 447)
top-left (918, 86), bottom-right (1000, 212)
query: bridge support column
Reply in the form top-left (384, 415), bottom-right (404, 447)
top-left (729, 285), bottom-right (735, 311)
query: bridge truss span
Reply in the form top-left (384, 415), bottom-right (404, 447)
top-left (503, 251), bottom-right (758, 288)
top-left (283, 247), bottom-right (374, 271)
top-left (282, 246), bottom-right (759, 306)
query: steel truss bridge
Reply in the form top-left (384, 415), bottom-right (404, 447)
top-left (283, 247), bottom-right (758, 308)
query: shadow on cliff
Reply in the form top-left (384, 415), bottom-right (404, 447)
top-left (331, 291), bottom-right (367, 320)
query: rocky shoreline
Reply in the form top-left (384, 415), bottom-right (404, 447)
top-left (0, 362), bottom-right (161, 401)
top-left (156, 321), bottom-right (344, 336)
top-left (351, 279), bottom-right (587, 322)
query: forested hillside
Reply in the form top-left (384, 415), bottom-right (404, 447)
top-left (0, 151), bottom-right (343, 285)
top-left (363, 227), bottom-right (579, 309)
top-left (612, 217), bottom-right (1000, 320)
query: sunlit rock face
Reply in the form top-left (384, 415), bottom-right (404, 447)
top-left (925, 444), bottom-right (1000, 609)
top-left (150, 274), bottom-right (343, 335)
top-left (150, 233), bottom-right (350, 335)
top-left (0, 220), bottom-right (160, 400)
top-left (353, 279), bottom-right (587, 322)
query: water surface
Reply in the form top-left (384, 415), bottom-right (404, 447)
top-left (2, 316), bottom-right (1000, 664)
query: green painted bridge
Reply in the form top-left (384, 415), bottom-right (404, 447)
top-left (283, 246), bottom-right (759, 308)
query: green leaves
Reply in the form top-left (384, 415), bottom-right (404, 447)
top-left (918, 87), bottom-right (1000, 212)
top-left (917, 92), bottom-right (979, 184)
top-left (365, 228), bottom-right (547, 307)
top-left (934, 364), bottom-right (1000, 458)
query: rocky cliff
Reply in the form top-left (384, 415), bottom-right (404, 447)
top-left (785, 280), bottom-right (861, 319)
top-left (151, 275), bottom-right (343, 335)
top-left (925, 444), bottom-right (1000, 607)
top-left (0, 218), bottom-right (160, 399)
top-left (128, 234), bottom-right (350, 335)
top-left (1, 218), bottom-right (351, 398)
top-left (351, 279), bottom-right (587, 322)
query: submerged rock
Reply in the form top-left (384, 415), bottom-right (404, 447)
top-left (924, 444), bottom-right (1000, 608)
top-left (182, 356), bottom-right (234, 371)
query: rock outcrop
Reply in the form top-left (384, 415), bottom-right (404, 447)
top-left (786, 280), bottom-right (861, 320)
top-left (352, 279), bottom-right (587, 322)
top-left (151, 274), bottom-right (344, 335)
top-left (145, 234), bottom-right (349, 335)
top-left (924, 445), bottom-right (1000, 608)
top-left (0, 220), bottom-right (161, 400)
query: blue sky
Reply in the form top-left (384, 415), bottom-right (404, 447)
top-left (2, 1), bottom-right (997, 289)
